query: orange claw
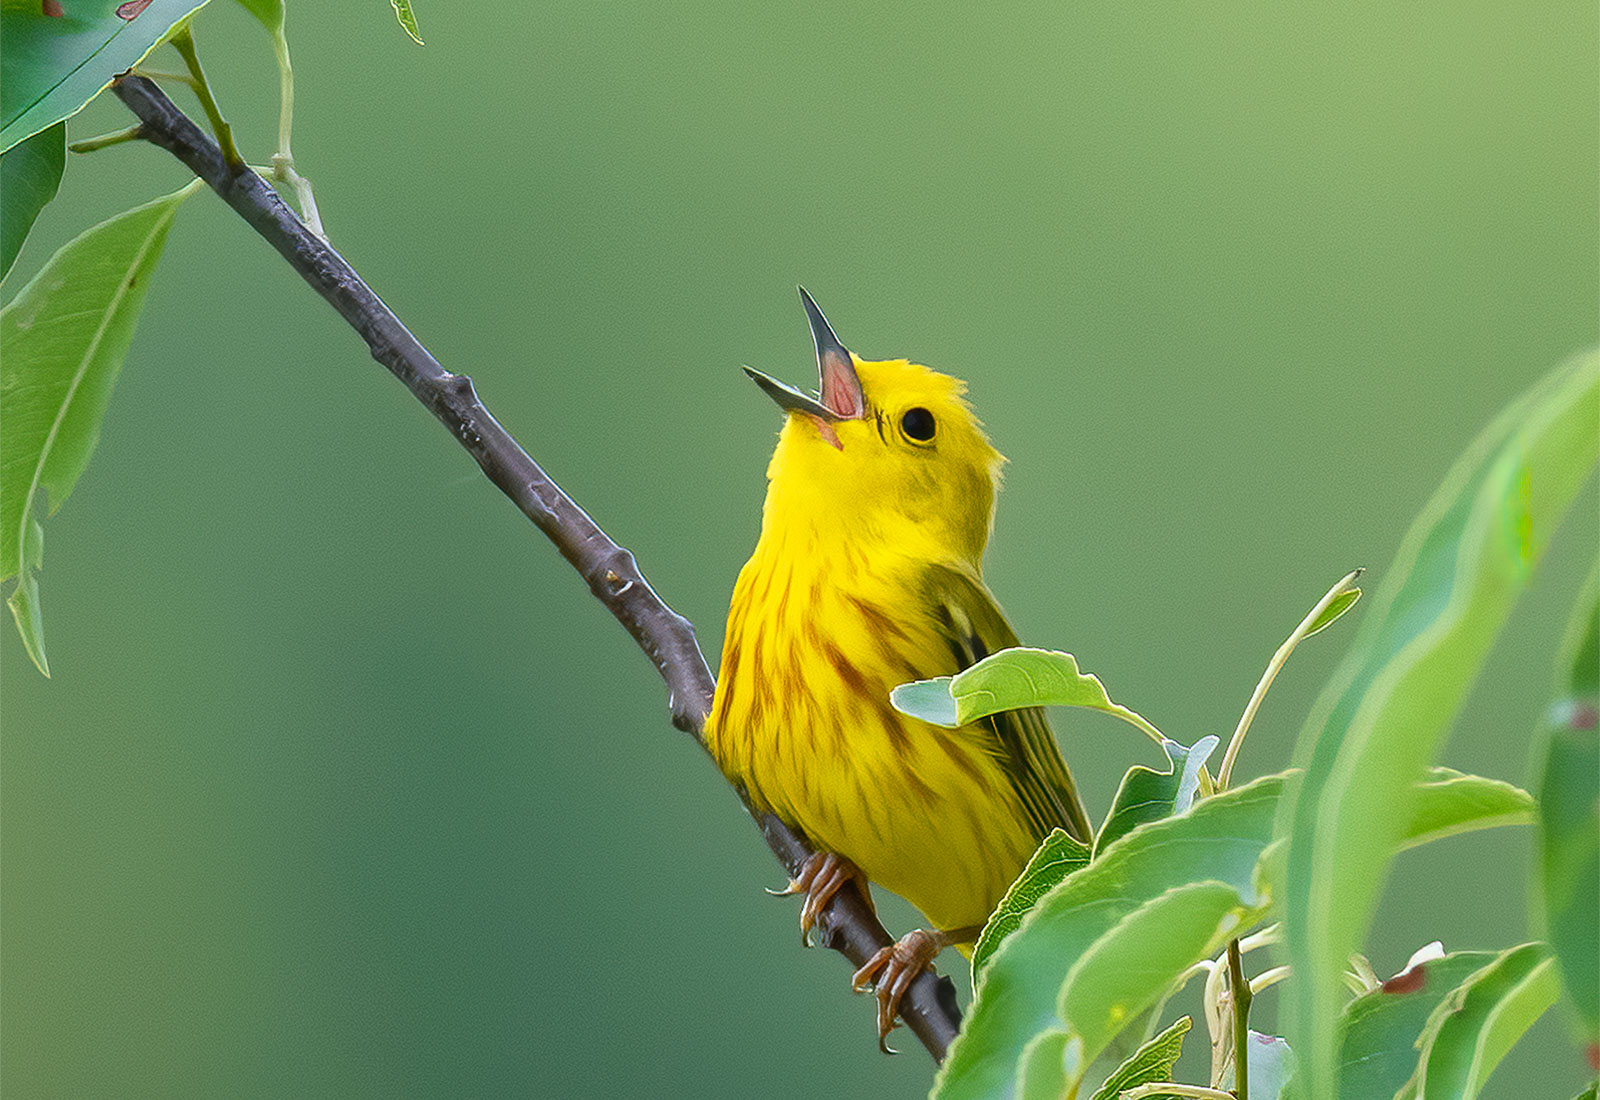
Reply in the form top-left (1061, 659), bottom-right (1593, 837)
top-left (851, 927), bottom-right (962, 1053)
top-left (768, 851), bottom-right (872, 946)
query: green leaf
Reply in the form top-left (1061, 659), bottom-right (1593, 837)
top-left (1059, 880), bottom-right (1257, 1087)
top-left (1537, 561), bottom-right (1599, 1047)
top-left (1558, 562), bottom-right (1598, 698)
top-left (1572, 1083), bottom-right (1598, 1100)
top-left (391, 0), bottom-right (423, 44)
top-left (1, 0), bottom-right (212, 154)
top-left (1094, 735), bottom-right (1220, 857)
top-left (972, 828), bottom-right (1091, 978)
top-left (1279, 349), bottom-right (1600, 1097)
top-left (1088, 1015), bottom-right (1191, 1100)
top-left (1, 185), bottom-right (196, 675)
top-left (231, 0), bottom-right (283, 33)
top-left (1304, 586), bottom-right (1363, 638)
top-left (1015, 1029), bottom-right (1071, 1100)
top-left (1534, 709), bottom-right (1599, 1043)
top-left (1, 121), bottom-right (65, 282)
top-left (1400, 767), bottom-right (1535, 850)
top-left (1018, 1025), bottom-right (1186, 1100)
top-left (7, 558), bottom-right (49, 676)
top-left (1334, 950), bottom-right (1501, 1100)
top-left (1252, 768), bottom-right (1532, 941)
top-left (892, 647), bottom-right (1161, 741)
top-left (1401, 943), bottom-right (1562, 1099)
top-left (889, 675), bottom-right (959, 726)
top-left (933, 774), bottom-right (1285, 1100)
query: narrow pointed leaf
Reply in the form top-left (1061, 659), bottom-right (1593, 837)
top-left (933, 775), bottom-right (1286, 1100)
top-left (1279, 350), bottom-right (1599, 1096)
top-left (1, 0), bottom-right (211, 153)
top-left (1400, 767), bottom-right (1535, 850)
top-left (7, 568), bottom-right (49, 676)
top-left (1094, 736), bottom-right (1219, 857)
top-left (390, 0), bottom-right (423, 44)
top-left (1303, 586), bottom-right (1362, 638)
top-left (1, 186), bottom-right (194, 674)
top-left (972, 828), bottom-right (1091, 978)
top-left (1, 121), bottom-right (65, 282)
top-left (1088, 1015), bottom-right (1191, 1100)
top-left (1335, 950), bottom-right (1501, 1099)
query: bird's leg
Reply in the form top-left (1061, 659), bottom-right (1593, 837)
top-left (852, 925), bottom-right (980, 1053)
top-left (767, 851), bottom-right (873, 946)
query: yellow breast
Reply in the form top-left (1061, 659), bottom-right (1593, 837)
top-left (706, 531), bottom-right (1036, 933)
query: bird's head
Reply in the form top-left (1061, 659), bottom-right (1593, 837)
top-left (745, 289), bottom-right (1005, 566)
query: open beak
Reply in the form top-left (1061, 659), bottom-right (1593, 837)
top-left (744, 287), bottom-right (867, 422)
top-left (742, 365), bottom-right (841, 420)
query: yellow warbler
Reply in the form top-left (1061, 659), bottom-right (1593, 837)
top-left (706, 289), bottom-right (1090, 1044)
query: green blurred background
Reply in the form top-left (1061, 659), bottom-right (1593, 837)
top-left (3, 2), bottom-right (1596, 1095)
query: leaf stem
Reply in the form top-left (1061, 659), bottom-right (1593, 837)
top-left (167, 26), bottom-right (245, 171)
top-left (1249, 964), bottom-right (1290, 995)
top-left (69, 126), bottom-right (145, 153)
top-left (1112, 703), bottom-right (1169, 746)
top-left (263, 18), bottom-right (324, 237)
top-left (1237, 923), bottom-right (1282, 953)
top-left (1216, 568), bottom-right (1363, 790)
top-left (1228, 938), bottom-right (1252, 1100)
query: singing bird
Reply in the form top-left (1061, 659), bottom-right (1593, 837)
top-left (706, 290), bottom-right (1091, 1046)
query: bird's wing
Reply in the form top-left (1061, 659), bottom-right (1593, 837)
top-left (923, 562), bottom-right (1093, 844)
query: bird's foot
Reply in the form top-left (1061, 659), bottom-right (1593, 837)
top-left (851, 926), bottom-right (976, 1053)
top-left (767, 851), bottom-right (872, 946)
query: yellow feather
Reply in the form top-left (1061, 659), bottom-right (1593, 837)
top-left (707, 351), bottom-right (1086, 936)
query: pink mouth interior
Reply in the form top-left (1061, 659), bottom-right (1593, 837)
top-left (821, 367), bottom-right (864, 420)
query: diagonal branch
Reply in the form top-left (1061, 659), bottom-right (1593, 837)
top-left (110, 74), bottom-right (961, 1062)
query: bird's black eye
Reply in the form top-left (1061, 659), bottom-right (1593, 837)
top-left (900, 407), bottom-right (936, 442)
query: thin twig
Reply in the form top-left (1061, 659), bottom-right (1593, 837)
top-left (110, 73), bottom-right (961, 1062)
top-left (1216, 568), bottom-right (1364, 790)
top-left (261, 11), bottom-right (324, 237)
top-left (69, 125), bottom-right (144, 153)
top-left (1203, 924), bottom-right (1279, 1086)
top-left (167, 27), bottom-right (244, 170)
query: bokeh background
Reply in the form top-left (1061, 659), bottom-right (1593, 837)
top-left (3, 2), bottom-right (1595, 1096)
